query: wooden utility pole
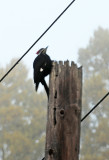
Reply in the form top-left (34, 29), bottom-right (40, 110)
top-left (45, 61), bottom-right (82, 160)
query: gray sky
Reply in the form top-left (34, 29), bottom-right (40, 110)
top-left (0, 0), bottom-right (109, 79)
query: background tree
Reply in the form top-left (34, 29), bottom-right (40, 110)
top-left (1, 27), bottom-right (109, 160)
top-left (0, 59), bottom-right (47, 160)
top-left (78, 27), bottom-right (109, 160)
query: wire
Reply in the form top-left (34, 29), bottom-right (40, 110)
top-left (4, 0), bottom-right (107, 122)
top-left (1, 0), bottom-right (108, 121)
top-left (1, 0), bottom-right (108, 155)
top-left (81, 92), bottom-right (109, 122)
top-left (0, 0), bottom-right (76, 83)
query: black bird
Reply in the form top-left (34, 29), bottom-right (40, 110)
top-left (33, 47), bottom-right (52, 99)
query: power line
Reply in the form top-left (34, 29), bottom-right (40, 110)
top-left (0, 0), bottom-right (76, 83)
top-left (3, 0), bottom-right (108, 120)
top-left (81, 92), bottom-right (109, 122)
top-left (1, 0), bottom-right (108, 156)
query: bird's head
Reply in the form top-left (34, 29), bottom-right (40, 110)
top-left (36, 46), bottom-right (48, 55)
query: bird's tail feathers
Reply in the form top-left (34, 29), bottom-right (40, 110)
top-left (41, 79), bottom-right (49, 99)
top-left (35, 83), bottom-right (39, 91)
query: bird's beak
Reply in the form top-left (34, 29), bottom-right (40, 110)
top-left (42, 46), bottom-right (48, 54)
top-left (43, 46), bottom-right (48, 53)
top-left (45, 46), bottom-right (48, 51)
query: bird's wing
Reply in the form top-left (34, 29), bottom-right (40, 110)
top-left (33, 54), bottom-right (46, 83)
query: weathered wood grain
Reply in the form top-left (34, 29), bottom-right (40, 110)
top-left (45, 61), bottom-right (82, 160)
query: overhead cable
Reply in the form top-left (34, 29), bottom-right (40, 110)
top-left (0, 0), bottom-right (76, 83)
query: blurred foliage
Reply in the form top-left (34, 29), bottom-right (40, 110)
top-left (0, 27), bottom-right (109, 160)
top-left (0, 59), bottom-right (47, 160)
top-left (78, 27), bottom-right (109, 160)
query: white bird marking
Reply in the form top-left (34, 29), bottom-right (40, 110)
top-left (40, 68), bottom-right (43, 72)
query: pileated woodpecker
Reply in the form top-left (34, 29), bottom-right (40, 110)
top-left (33, 47), bottom-right (52, 99)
